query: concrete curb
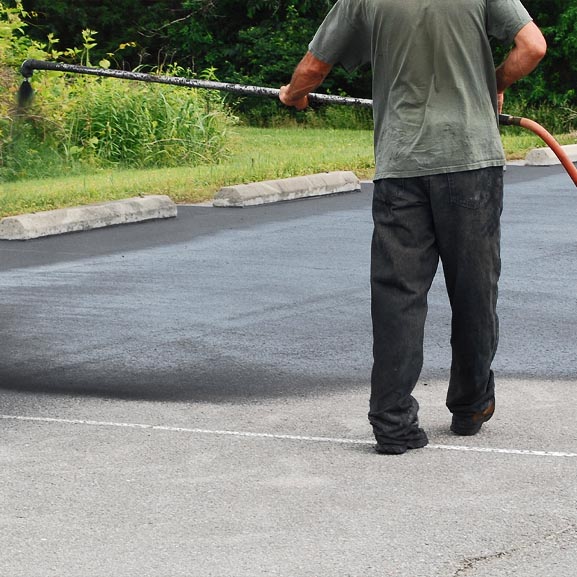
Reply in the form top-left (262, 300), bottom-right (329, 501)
top-left (2, 150), bottom-right (572, 240)
top-left (213, 171), bottom-right (361, 207)
top-left (0, 195), bottom-right (177, 241)
top-left (525, 143), bottom-right (577, 166)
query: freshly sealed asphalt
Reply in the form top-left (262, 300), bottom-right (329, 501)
top-left (1, 165), bottom-right (576, 576)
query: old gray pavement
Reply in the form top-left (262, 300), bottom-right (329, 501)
top-left (1, 166), bottom-right (576, 576)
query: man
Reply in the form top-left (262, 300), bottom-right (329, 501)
top-left (279, 0), bottom-right (546, 454)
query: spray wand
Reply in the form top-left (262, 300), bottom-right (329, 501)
top-left (17, 59), bottom-right (577, 187)
top-left (17, 59), bottom-right (372, 109)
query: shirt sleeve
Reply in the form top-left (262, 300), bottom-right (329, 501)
top-left (487, 0), bottom-right (533, 45)
top-left (308, 0), bottom-right (371, 72)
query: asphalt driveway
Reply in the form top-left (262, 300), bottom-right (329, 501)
top-left (1, 166), bottom-right (576, 577)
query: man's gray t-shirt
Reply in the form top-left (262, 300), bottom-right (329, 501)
top-left (308, 0), bottom-right (532, 179)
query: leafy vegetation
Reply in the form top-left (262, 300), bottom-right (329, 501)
top-left (0, 4), bottom-right (235, 181)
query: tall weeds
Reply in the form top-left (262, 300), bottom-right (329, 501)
top-left (0, 6), bottom-right (236, 181)
top-left (61, 76), bottom-right (233, 169)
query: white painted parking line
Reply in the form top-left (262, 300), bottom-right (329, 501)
top-left (2, 414), bottom-right (576, 458)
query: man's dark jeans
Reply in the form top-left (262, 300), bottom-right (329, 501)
top-left (369, 167), bottom-right (503, 445)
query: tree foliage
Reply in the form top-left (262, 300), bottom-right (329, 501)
top-left (19, 0), bottom-right (185, 66)
top-left (525, 0), bottom-right (577, 105)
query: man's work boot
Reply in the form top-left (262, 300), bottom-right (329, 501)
top-left (450, 398), bottom-right (495, 436)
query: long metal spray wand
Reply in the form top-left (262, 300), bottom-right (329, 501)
top-left (18, 59), bottom-right (577, 187)
top-left (18, 59), bottom-right (373, 109)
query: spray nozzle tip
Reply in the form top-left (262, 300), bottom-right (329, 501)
top-left (17, 79), bottom-right (35, 109)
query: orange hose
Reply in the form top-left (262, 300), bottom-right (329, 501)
top-left (518, 117), bottom-right (577, 188)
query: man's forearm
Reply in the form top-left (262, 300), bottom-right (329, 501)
top-left (496, 21), bottom-right (547, 94)
top-left (280, 51), bottom-right (333, 109)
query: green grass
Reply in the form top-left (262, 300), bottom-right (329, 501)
top-left (0, 126), bottom-right (374, 217)
top-left (1, 125), bottom-right (575, 218)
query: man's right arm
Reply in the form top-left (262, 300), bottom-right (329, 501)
top-left (279, 51), bottom-right (333, 110)
top-left (496, 21), bottom-right (547, 112)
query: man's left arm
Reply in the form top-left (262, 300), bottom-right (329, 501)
top-left (495, 21), bottom-right (547, 112)
top-left (279, 51), bottom-right (333, 110)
